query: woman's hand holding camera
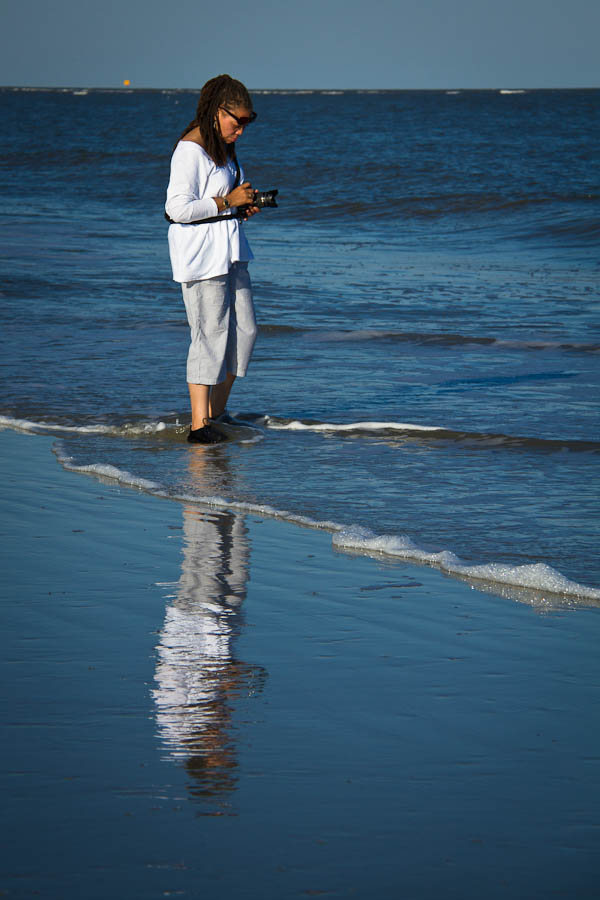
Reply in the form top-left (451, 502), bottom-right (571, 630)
top-left (217, 181), bottom-right (260, 219)
top-left (227, 181), bottom-right (255, 207)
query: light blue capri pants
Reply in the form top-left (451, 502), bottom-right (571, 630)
top-left (181, 262), bottom-right (258, 385)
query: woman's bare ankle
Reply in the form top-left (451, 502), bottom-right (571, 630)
top-left (191, 416), bottom-right (212, 431)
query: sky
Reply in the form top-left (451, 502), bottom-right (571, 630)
top-left (1, 0), bottom-right (598, 90)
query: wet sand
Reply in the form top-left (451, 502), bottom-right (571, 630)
top-left (2, 429), bottom-right (599, 899)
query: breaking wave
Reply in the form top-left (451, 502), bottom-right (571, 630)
top-left (258, 415), bottom-right (600, 453)
top-left (3, 413), bottom-right (598, 454)
top-left (51, 440), bottom-right (600, 607)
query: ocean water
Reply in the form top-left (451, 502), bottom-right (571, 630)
top-left (1, 87), bottom-right (599, 600)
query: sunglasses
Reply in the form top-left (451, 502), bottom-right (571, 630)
top-left (220, 106), bottom-right (257, 127)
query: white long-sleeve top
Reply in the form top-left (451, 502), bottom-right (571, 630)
top-left (165, 141), bottom-right (253, 282)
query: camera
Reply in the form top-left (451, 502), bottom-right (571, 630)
top-left (237, 189), bottom-right (278, 217)
top-left (252, 189), bottom-right (278, 209)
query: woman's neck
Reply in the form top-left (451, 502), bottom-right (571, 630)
top-left (181, 125), bottom-right (204, 146)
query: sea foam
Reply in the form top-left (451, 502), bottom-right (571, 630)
top-left (0, 414), bottom-right (175, 437)
top-left (54, 444), bottom-right (162, 492)
top-left (332, 526), bottom-right (600, 602)
top-left (263, 417), bottom-right (444, 434)
top-left (50, 441), bottom-right (600, 606)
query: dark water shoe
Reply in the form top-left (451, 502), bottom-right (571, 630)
top-left (187, 423), bottom-right (226, 444)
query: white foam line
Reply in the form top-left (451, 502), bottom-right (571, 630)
top-left (53, 442), bottom-right (344, 531)
top-left (54, 446), bottom-right (162, 492)
top-left (332, 526), bottom-right (600, 602)
top-left (168, 490), bottom-right (345, 533)
top-left (1, 412), bottom-right (443, 439)
top-left (51, 446), bottom-right (600, 604)
top-left (265, 418), bottom-right (444, 434)
top-left (1, 414), bottom-right (113, 435)
top-left (0, 414), bottom-right (174, 437)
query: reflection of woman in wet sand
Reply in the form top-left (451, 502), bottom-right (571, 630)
top-left (153, 499), bottom-right (266, 798)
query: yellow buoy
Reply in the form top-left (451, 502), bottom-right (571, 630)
top-left (123, 79), bottom-right (131, 87)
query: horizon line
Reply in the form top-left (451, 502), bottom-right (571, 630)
top-left (1, 84), bottom-right (599, 93)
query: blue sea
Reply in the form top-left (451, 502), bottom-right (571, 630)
top-left (1, 86), bottom-right (599, 601)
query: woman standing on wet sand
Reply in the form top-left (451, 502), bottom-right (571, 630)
top-left (165, 74), bottom-right (260, 444)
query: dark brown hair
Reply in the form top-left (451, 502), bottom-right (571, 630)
top-left (176, 74), bottom-right (253, 167)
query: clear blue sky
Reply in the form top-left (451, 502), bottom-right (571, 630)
top-left (1, 0), bottom-right (598, 90)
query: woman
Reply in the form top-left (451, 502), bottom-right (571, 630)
top-left (165, 74), bottom-right (260, 444)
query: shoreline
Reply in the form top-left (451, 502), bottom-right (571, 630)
top-left (2, 428), bottom-right (600, 898)
top-left (3, 413), bottom-right (598, 606)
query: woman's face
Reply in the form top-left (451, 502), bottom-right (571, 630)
top-left (217, 105), bottom-right (253, 143)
